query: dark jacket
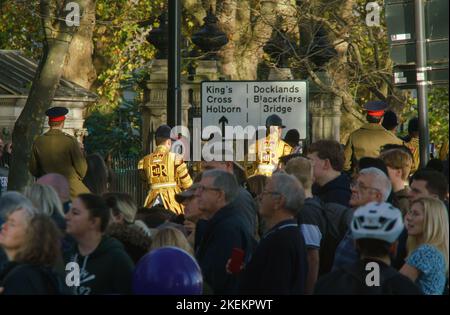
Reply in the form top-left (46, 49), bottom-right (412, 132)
top-left (298, 197), bottom-right (352, 276)
top-left (0, 248), bottom-right (7, 273)
top-left (239, 219), bottom-right (308, 295)
top-left (195, 202), bottom-right (257, 295)
top-left (314, 259), bottom-right (422, 295)
top-left (0, 262), bottom-right (65, 295)
top-left (312, 173), bottom-right (352, 207)
top-left (64, 236), bottom-right (134, 295)
top-left (236, 187), bottom-right (259, 239)
top-left (194, 189), bottom-right (258, 253)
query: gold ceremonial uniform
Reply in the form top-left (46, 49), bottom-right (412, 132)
top-left (246, 135), bottom-right (293, 177)
top-left (138, 145), bottom-right (192, 214)
top-left (344, 123), bottom-right (404, 172)
top-left (405, 137), bottom-right (420, 174)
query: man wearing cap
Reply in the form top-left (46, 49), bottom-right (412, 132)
top-left (343, 101), bottom-right (403, 172)
top-left (246, 114), bottom-right (293, 177)
top-left (30, 107), bottom-right (90, 199)
top-left (138, 124), bottom-right (192, 214)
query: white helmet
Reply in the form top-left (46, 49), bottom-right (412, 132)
top-left (351, 202), bottom-right (404, 244)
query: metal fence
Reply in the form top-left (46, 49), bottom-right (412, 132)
top-left (110, 156), bottom-right (147, 207)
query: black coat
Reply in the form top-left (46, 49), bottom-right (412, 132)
top-left (64, 236), bottom-right (134, 295)
top-left (312, 173), bottom-right (352, 207)
top-left (239, 219), bottom-right (308, 295)
top-left (195, 202), bottom-right (257, 295)
top-left (0, 262), bottom-right (64, 295)
top-left (314, 259), bottom-right (422, 295)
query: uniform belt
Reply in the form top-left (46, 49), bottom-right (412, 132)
top-left (151, 182), bottom-right (177, 189)
top-left (258, 164), bottom-right (275, 170)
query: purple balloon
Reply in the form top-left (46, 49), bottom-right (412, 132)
top-left (133, 246), bottom-right (203, 295)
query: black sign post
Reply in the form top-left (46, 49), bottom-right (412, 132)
top-left (386, 0), bottom-right (449, 166)
top-left (414, 0), bottom-right (430, 167)
top-left (167, 0), bottom-right (182, 127)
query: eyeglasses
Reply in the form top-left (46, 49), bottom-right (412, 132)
top-left (350, 181), bottom-right (381, 193)
top-left (195, 185), bottom-right (222, 193)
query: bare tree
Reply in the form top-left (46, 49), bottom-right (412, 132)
top-left (185, 0), bottom-right (290, 80)
top-left (183, 0), bottom-right (409, 141)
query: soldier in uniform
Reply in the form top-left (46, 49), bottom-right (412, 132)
top-left (30, 106), bottom-right (90, 199)
top-left (344, 101), bottom-right (403, 172)
top-left (138, 125), bottom-right (192, 214)
top-left (246, 114), bottom-right (293, 177)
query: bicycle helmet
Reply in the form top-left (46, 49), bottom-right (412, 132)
top-left (351, 202), bottom-right (404, 243)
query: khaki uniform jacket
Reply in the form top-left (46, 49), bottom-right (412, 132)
top-left (246, 135), bottom-right (293, 177)
top-left (30, 129), bottom-right (90, 199)
top-left (344, 123), bottom-right (403, 171)
top-left (138, 145), bottom-right (192, 214)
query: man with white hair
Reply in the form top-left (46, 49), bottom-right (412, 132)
top-left (332, 167), bottom-right (392, 271)
top-left (237, 173), bottom-right (308, 294)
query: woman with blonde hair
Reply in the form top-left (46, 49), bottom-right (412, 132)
top-left (24, 183), bottom-right (65, 230)
top-left (150, 226), bottom-right (194, 256)
top-left (400, 197), bottom-right (449, 295)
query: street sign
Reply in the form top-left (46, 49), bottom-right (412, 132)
top-left (385, 0), bottom-right (448, 65)
top-left (393, 64), bottom-right (449, 88)
top-left (201, 81), bottom-right (308, 139)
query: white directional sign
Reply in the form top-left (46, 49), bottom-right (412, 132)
top-left (201, 81), bottom-right (308, 139)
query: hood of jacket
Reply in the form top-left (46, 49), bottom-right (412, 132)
top-left (72, 235), bottom-right (124, 260)
top-left (314, 173), bottom-right (351, 195)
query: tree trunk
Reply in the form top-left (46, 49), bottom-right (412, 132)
top-left (216, 0), bottom-right (279, 80)
top-left (8, 0), bottom-right (88, 191)
top-left (62, 0), bottom-right (96, 89)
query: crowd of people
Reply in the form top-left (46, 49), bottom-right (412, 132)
top-left (0, 103), bottom-right (448, 296)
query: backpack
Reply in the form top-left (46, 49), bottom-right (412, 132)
top-left (300, 198), bottom-right (353, 275)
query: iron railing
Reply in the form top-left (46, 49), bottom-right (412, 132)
top-left (110, 156), bottom-right (147, 207)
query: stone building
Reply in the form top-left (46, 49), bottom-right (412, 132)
top-left (0, 50), bottom-right (97, 143)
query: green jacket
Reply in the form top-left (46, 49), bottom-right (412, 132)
top-left (64, 236), bottom-right (135, 295)
top-left (29, 129), bottom-right (89, 199)
top-left (344, 123), bottom-right (403, 171)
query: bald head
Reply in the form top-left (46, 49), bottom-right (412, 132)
top-left (36, 173), bottom-right (70, 202)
